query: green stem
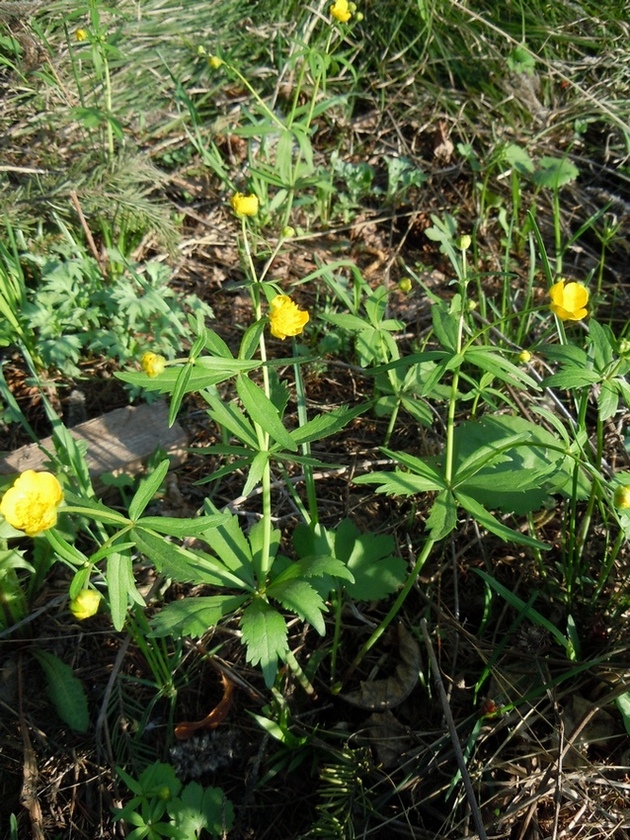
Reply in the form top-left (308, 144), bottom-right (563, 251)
top-left (293, 341), bottom-right (319, 526)
top-left (242, 219), bottom-right (273, 581)
top-left (346, 537), bottom-right (435, 678)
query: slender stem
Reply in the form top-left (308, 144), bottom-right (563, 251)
top-left (293, 342), bottom-right (318, 526)
top-left (345, 537), bottom-right (435, 678)
top-left (241, 219), bottom-right (273, 581)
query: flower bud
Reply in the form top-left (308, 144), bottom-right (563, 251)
top-left (281, 225), bottom-right (296, 238)
top-left (614, 485), bottom-right (630, 511)
top-left (398, 278), bottom-right (413, 293)
top-left (458, 234), bottom-right (472, 251)
top-left (70, 590), bottom-right (102, 620)
top-left (141, 352), bottom-right (166, 378)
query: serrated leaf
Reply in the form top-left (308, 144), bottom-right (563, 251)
top-left (291, 403), bottom-right (368, 446)
top-left (201, 504), bottom-right (257, 586)
top-left (168, 782), bottom-right (234, 836)
top-left (543, 369), bottom-right (600, 389)
top-left (33, 649), bottom-right (89, 733)
top-left (341, 525), bottom-right (407, 601)
top-left (425, 489), bottom-right (458, 540)
top-left (236, 375), bottom-right (296, 451)
top-left (452, 415), bottom-right (565, 514)
top-left (456, 491), bottom-right (548, 549)
top-left (270, 554), bottom-right (354, 586)
top-left (150, 594), bottom-right (249, 637)
top-left (598, 381), bottom-right (619, 421)
top-left (107, 551), bottom-right (144, 631)
top-left (240, 600), bottom-right (289, 687)
top-left (132, 527), bottom-right (252, 590)
top-left (135, 513), bottom-right (231, 538)
top-left (267, 578), bottom-right (327, 635)
top-left (431, 304), bottom-right (459, 352)
top-left (354, 469), bottom-right (442, 495)
top-left (203, 391), bottom-right (259, 448)
top-left (465, 348), bottom-right (540, 390)
top-left (533, 157), bottom-right (580, 189)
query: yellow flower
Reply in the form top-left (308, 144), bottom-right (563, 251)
top-left (208, 55), bottom-right (223, 69)
top-left (398, 278), bottom-right (413, 293)
top-left (614, 485), bottom-right (630, 510)
top-left (70, 590), bottom-right (102, 620)
top-left (330, 0), bottom-right (352, 23)
top-left (0, 471), bottom-right (64, 536)
top-left (518, 350), bottom-right (532, 363)
top-left (141, 352), bottom-right (166, 378)
top-left (230, 192), bottom-right (259, 217)
top-left (269, 295), bottom-right (309, 340)
top-left (549, 280), bottom-right (589, 321)
top-left (75, 28), bottom-right (88, 41)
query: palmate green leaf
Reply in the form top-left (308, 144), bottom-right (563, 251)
top-left (150, 594), bottom-right (249, 638)
top-left (168, 782), bottom-right (234, 837)
top-left (240, 600), bottom-right (289, 688)
top-left (451, 415), bottom-right (565, 514)
top-left (33, 649), bottom-right (89, 733)
top-left (267, 578), bottom-right (327, 635)
top-left (236, 374), bottom-right (297, 452)
top-left (456, 491), bottom-right (547, 549)
top-left (128, 459), bottom-right (170, 520)
top-left (338, 520), bottom-right (406, 601)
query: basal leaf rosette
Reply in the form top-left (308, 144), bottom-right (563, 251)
top-left (0, 470), bottom-right (64, 537)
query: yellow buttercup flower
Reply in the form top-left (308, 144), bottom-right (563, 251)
top-left (70, 590), bottom-right (102, 620)
top-left (614, 485), bottom-right (630, 510)
top-left (549, 280), bottom-right (589, 321)
top-left (0, 471), bottom-right (63, 536)
top-left (330, 0), bottom-right (352, 23)
top-left (269, 295), bottom-right (309, 340)
top-left (518, 350), bottom-right (532, 364)
top-left (230, 192), bottom-right (259, 217)
top-left (141, 352), bottom-right (166, 378)
top-left (208, 55), bottom-right (223, 69)
top-left (75, 28), bottom-right (88, 41)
